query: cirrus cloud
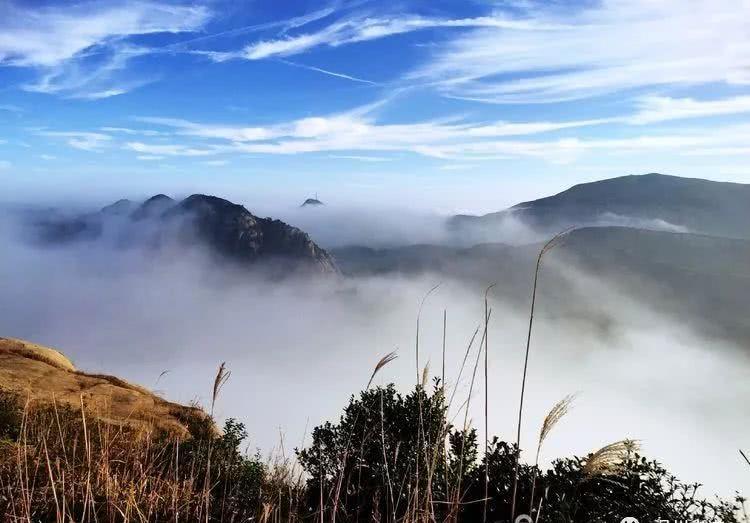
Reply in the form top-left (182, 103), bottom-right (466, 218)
top-left (37, 131), bottom-right (112, 151)
top-left (0, 1), bottom-right (209, 67)
top-left (413, 0), bottom-right (750, 103)
top-left (129, 103), bottom-right (750, 164)
top-left (1, 1), bottom-right (210, 99)
top-left (627, 95), bottom-right (750, 125)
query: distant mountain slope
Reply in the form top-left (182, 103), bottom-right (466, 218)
top-left (558, 227), bottom-right (750, 345)
top-left (558, 226), bottom-right (750, 279)
top-left (34, 194), bottom-right (338, 274)
top-left (452, 174), bottom-right (750, 239)
top-left (334, 226), bottom-right (750, 281)
top-left (332, 243), bottom-right (520, 279)
top-left (334, 227), bottom-right (750, 347)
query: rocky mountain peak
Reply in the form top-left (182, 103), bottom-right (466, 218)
top-left (33, 193), bottom-right (338, 274)
top-left (173, 194), bottom-right (337, 273)
top-left (132, 194), bottom-right (175, 220)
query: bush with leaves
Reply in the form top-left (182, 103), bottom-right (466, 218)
top-left (297, 381), bottom-right (478, 521)
top-left (297, 383), bottom-right (744, 523)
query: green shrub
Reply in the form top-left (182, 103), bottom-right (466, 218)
top-left (297, 383), bottom-right (744, 522)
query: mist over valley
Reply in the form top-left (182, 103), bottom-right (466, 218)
top-left (2, 173), bottom-right (748, 500)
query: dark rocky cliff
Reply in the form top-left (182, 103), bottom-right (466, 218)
top-left (35, 193), bottom-right (339, 274)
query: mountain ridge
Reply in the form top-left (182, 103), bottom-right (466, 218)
top-left (35, 193), bottom-right (339, 274)
top-left (451, 173), bottom-right (750, 239)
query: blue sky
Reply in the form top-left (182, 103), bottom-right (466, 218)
top-left (1, 0), bottom-right (749, 212)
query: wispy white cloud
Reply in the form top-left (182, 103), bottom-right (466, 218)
top-left (278, 6), bottom-right (337, 35)
top-left (328, 155), bottom-right (391, 162)
top-left (136, 116), bottom-right (277, 142)
top-left (683, 146), bottom-right (750, 157)
top-left (244, 32), bottom-right (327, 60)
top-left (414, 0), bottom-right (750, 103)
top-left (136, 155), bottom-right (165, 161)
top-left (168, 6), bottom-right (336, 51)
top-left (0, 1), bottom-right (209, 67)
top-left (23, 44), bottom-right (154, 99)
top-left (627, 95), bottom-right (750, 124)
top-left (40, 154), bottom-right (57, 160)
top-left (0, 104), bottom-right (23, 113)
top-left (413, 127), bottom-right (750, 163)
top-left (138, 108), bottom-right (608, 150)
top-left (2, 1), bottom-right (210, 98)
top-left (101, 126), bottom-right (165, 136)
top-left (0, 160), bottom-right (11, 169)
top-left (37, 131), bottom-right (112, 151)
top-left (438, 164), bottom-right (476, 171)
top-left (132, 106), bottom-right (750, 164)
top-left (125, 141), bottom-right (219, 157)
top-left (198, 14), bottom-right (540, 62)
top-left (203, 159), bottom-right (229, 166)
top-left (465, 119), bottom-right (612, 137)
top-left (83, 88), bottom-right (129, 100)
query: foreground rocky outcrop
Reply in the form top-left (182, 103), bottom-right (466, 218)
top-left (0, 337), bottom-right (208, 437)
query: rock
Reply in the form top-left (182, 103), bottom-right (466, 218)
top-left (259, 217), bottom-right (338, 273)
top-left (171, 194), bottom-right (265, 260)
top-left (172, 194), bottom-right (338, 273)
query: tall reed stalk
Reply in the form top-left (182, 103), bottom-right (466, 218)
top-left (482, 284), bottom-right (495, 523)
top-left (741, 450), bottom-right (750, 468)
top-left (511, 229), bottom-right (572, 520)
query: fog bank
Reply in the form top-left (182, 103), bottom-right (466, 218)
top-left (0, 207), bottom-right (746, 499)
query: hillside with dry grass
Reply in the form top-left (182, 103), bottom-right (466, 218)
top-left (0, 337), bottom-right (278, 522)
top-left (0, 337), bottom-right (207, 437)
top-left (0, 335), bottom-right (744, 522)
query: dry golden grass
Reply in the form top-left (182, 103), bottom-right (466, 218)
top-left (0, 391), bottom-right (280, 522)
top-left (0, 337), bottom-right (207, 437)
top-left (538, 394), bottom-right (577, 450)
top-left (583, 439), bottom-right (641, 478)
top-left (0, 337), bottom-right (76, 371)
top-left (0, 348), bottom-right (299, 523)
